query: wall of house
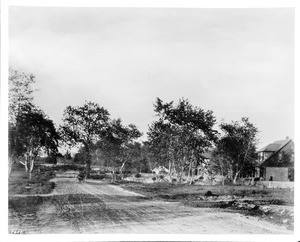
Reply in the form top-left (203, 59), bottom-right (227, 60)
top-left (258, 151), bottom-right (273, 163)
top-left (265, 167), bottom-right (289, 181)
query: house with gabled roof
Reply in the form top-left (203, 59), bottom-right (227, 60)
top-left (255, 137), bottom-right (294, 181)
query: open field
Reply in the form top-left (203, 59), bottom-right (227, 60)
top-left (8, 167), bottom-right (294, 234)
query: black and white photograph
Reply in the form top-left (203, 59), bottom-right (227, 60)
top-left (1, 0), bottom-right (299, 241)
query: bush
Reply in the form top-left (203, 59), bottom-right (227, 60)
top-left (152, 177), bottom-right (156, 181)
top-left (53, 164), bottom-right (80, 171)
top-left (90, 174), bottom-right (107, 180)
top-left (159, 175), bottom-right (164, 179)
top-left (42, 156), bottom-right (57, 164)
top-left (90, 170), bottom-right (99, 176)
top-left (50, 181), bottom-right (56, 189)
top-left (135, 173), bottom-right (142, 178)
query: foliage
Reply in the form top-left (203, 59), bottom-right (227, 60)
top-left (41, 156), bottom-right (57, 164)
top-left (139, 141), bottom-right (155, 172)
top-left (212, 117), bottom-right (259, 183)
top-left (280, 150), bottom-right (294, 167)
top-left (95, 118), bottom-right (142, 175)
top-left (64, 150), bottom-right (72, 160)
top-left (208, 148), bottom-right (231, 179)
top-left (123, 142), bottom-right (152, 173)
top-left (9, 103), bottom-right (59, 156)
top-left (73, 147), bottom-right (88, 164)
top-left (263, 149), bottom-right (294, 168)
top-left (8, 68), bottom-right (37, 175)
top-left (60, 101), bottom-right (110, 147)
top-left (147, 98), bottom-right (218, 183)
top-left (9, 68), bottom-right (35, 124)
top-left (9, 103), bottom-right (59, 175)
top-left (135, 173), bottom-right (142, 178)
top-left (51, 164), bottom-right (81, 171)
top-left (60, 101), bottom-right (110, 177)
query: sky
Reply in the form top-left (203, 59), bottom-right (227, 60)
top-left (9, 7), bottom-right (294, 149)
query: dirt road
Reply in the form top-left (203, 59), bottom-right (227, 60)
top-left (9, 176), bottom-right (292, 234)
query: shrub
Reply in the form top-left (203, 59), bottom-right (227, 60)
top-left (159, 175), bottom-right (164, 179)
top-left (152, 177), bottom-right (156, 181)
top-left (90, 174), bottom-right (107, 180)
top-left (42, 156), bottom-right (57, 164)
top-left (135, 173), bottom-right (142, 178)
top-left (50, 181), bottom-right (56, 189)
top-left (53, 164), bottom-right (80, 171)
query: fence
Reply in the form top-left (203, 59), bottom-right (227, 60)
top-left (260, 181), bottom-right (294, 189)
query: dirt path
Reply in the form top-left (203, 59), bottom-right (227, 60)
top-left (9, 176), bottom-right (292, 234)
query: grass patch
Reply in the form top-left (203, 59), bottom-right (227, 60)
top-left (9, 163), bottom-right (56, 195)
top-left (117, 182), bottom-right (294, 205)
top-left (116, 181), bottom-right (294, 230)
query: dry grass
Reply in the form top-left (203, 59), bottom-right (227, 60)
top-left (117, 181), bottom-right (294, 205)
top-left (9, 163), bottom-right (56, 195)
top-left (115, 181), bottom-right (294, 230)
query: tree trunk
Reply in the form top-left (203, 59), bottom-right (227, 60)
top-left (189, 168), bottom-right (195, 185)
top-left (233, 171), bottom-right (240, 184)
top-left (179, 166), bottom-right (184, 183)
top-left (187, 160), bottom-right (192, 181)
top-left (220, 165), bottom-right (225, 186)
top-left (85, 145), bottom-right (91, 178)
top-left (228, 164), bottom-right (233, 182)
top-left (120, 161), bottom-right (126, 179)
top-left (111, 169), bottom-right (116, 183)
top-left (8, 156), bottom-right (15, 176)
top-left (168, 159), bottom-right (174, 181)
top-left (19, 154), bottom-right (29, 173)
top-left (27, 153), bottom-right (34, 180)
top-left (86, 161), bottom-right (91, 179)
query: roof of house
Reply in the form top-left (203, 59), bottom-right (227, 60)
top-left (258, 139), bottom-right (291, 153)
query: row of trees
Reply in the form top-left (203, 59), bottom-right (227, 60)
top-left (8, 68), bottom-right (260, 183)
top-left (147, 98), bottom-right (218, 184)
top-left (60, 102), bottom-right (142, 178)
top-left (8, 69), bottom-right (144, 179)
top-left (147, 99), bottom-right (259, 184)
